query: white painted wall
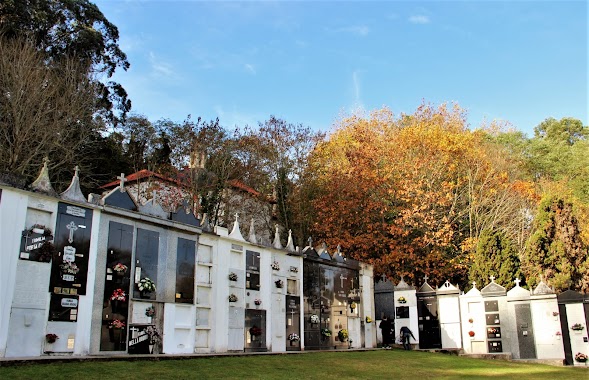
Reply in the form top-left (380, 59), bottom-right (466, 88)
top-left (530, 296), bottom-right (564, 360)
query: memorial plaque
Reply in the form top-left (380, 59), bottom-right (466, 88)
top-left (487, 340), bottom-right (503, 353)
top-left (485, 313), bottom-right (500, 326)
top-left (396, 306), bottom-right (410, 319)
top-left (484, 300), bottom-right (499, 312)
top-left (49, 294), bottom-right (79, 322)
top-left (13, 261), bottom-right (50, 308)
top-left (49, 203), bottom-right (93, 295)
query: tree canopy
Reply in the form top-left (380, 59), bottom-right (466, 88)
top-left (0, 0), bottom-right (131, 124)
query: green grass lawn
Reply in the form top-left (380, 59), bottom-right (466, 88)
top-left (1, 350), bottom-right (587, 379)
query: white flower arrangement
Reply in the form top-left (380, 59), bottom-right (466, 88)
top-left (138, 277), bottom-right (156, 292)
top-left (228, 294), bottom-right (238, 302)
top-left (271, 261), bottom-right (280, 271)
top-left (310, 314), bottom-right (320, 324)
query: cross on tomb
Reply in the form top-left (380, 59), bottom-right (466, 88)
top-left (423, 274), bottom-right (429, 283)
top-left (66, 221), bottom-right (78, 244)
top-left (117, 173), bottom-right (127, 192)
top-left (340, 274), bottom-right (348, 287)
top-left (234, 213), bottom-right (239, 222)
top-left (489, 275), bottom-right (496, 282)
top-left (514, 278), bottom-right (521, 287)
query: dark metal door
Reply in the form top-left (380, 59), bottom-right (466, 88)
top-left (417, 295), bottom-right (442, 349)
top-left (558, 304), bottom-right (573, 365)
top-left (515, 303), bottom-right (536, 359)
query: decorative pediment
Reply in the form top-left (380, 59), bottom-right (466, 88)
top-left (139, 191), bottom-right (169, 219)
top-left (102, 187), bottom-right (138, 211)
top-left (507, 279), bottom-right (531, 299)
top-left (170, 201), bottom-right (200, 227)
top-left (317, 242), bottom-right (332, 260)
top-left (480, 277), bottom-right (506, 297)
top-left (437, 280), bottom-right (460, 295)
top-left (532, 280), bottom-right (554, 295)
top-left (332, 245), bottom-right (346, 263)
top-left (374, 275), bottom-right (394, 293)
top-left (557, 289), bottom-right (585, 303)
top-left (395, 276), bottom-right (413, 291)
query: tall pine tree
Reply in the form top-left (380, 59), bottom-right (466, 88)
top-left (469, 229), bottom-right (522, 290)
top-left (523, 196), bottom-right (589, 291)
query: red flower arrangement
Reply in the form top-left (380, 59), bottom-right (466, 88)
top-left (110, 288), bottom-right (126, 302)
top-left (468, 331), bottom-right (475, 337)
top-left (111, 319), bottom-right (126, 329)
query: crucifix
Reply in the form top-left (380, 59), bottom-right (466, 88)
top-left (129, 326), bottom-right (139, 339)
top-left (423, 274), bottom-right (429, 283)
top-left (489, 275), bottom-right (496, 282)
top-left (289, 309), bottom-right (296, 326)
top-left (117, 173), bottom-right (127, 192)
top-left (234, 213), bottom-right (239, 222)
top-left (340, 274), bottom-right (348, 287)
top-left (66, 221), bottom-right (78, 244)
top-left (514, 278), bottom-right (521, 287)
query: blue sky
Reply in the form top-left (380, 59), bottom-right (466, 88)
top-left (96, 0), bottom-right (587, 137)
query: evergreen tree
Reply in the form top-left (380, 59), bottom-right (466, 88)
top-left (469, 229), bottom-right (522, 290)
top-left (523, 196), bottom-right (589, 291)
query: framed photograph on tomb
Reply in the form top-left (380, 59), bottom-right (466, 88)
top-left (487, 340), bottom-right (502, 353)
top-left (486, 327), bottom-right (501, 339)
top-left (484, 300), bottom-right (499, 312)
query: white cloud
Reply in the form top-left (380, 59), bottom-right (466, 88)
top-left (244, 63), bottom-right (256, 75)
top-left (409, 15), bottom-right (430, 24)
top-left (328, 25), bottom-right (370, 36)
top-left (148, 51), bottom-right (174, 77)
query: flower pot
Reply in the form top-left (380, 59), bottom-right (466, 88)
top-left (140, 291), bottom-right (151, 299)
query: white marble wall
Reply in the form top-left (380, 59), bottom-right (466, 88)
top-left (565, 303), bottom-right (589, 366)
top-left (394, 288), bottom-right (418, 344)
top-left (530, 296), bottom-right (564, 360)
top-left (459, 287), bottom-right (485, 354)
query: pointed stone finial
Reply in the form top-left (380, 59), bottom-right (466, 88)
top-left (117, 173), bottom-right (127, 192)
top-left (228, 213), bottom-right (245, 241)
top-left (489, 275), bottom-right (496, 282)
top-left (200, 213), bottom-right (211, 232)
top-left (472, 281), bottom-right (477, 289)
top-left (307, 236), bottom-right (313, 247)
top-left (248, 218), bottom-right (257, 244)
top-left (30, 157), bottom-right (56, 195)
top-left (285, 229), bottom-right (295, 252)
top-left (152, 190), bottom-right (157, 203)
top-left (61, 165), bottom-right (86, 203)
top-left (272, 224), bottom-right (283, 249)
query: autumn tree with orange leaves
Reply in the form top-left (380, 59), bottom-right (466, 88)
top-left (308, 104), bottom-right (535, 288)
